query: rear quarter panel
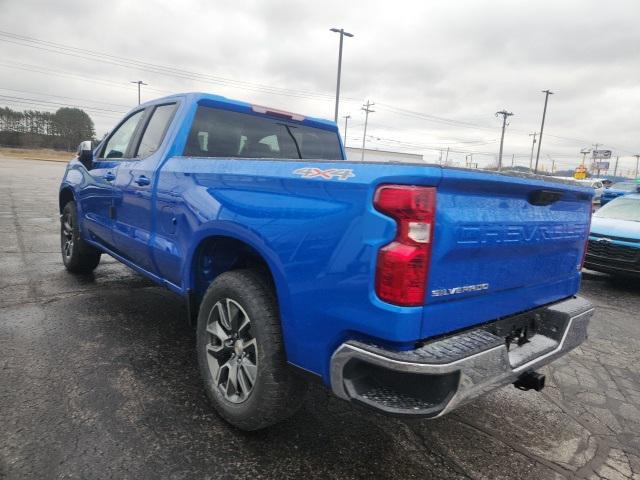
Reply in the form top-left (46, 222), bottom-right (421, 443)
top-left (154, 157), bottom-right (443, 380)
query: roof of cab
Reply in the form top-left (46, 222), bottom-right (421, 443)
top-left (139, 91), bottom-right (337, 130)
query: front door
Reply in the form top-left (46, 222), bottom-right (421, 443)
top-left (78, 109), bottom-right (145, 250)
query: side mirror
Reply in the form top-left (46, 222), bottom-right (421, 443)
top-left (77, 141), bottom-right (94, 170)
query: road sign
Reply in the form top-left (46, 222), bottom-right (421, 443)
top-left (574, 165), bottom-right (587, 180)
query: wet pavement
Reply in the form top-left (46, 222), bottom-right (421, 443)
top-left (1, 157), bottom-right (639, 480)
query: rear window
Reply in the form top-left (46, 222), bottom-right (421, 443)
top-left (136, 103), bottom-right (177, 158)
top-left (183, 106), bottom-right (343, 160)
top-left (595, 197), bottom-right (640, 222)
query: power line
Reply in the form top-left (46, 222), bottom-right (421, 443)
top-left (0, 30), bottom-right (359, 103)
top-left (0, 86), bottom-right (131, 109)
top-left (1, 30), bottom-right (638, 157)
top-left (0, 94), bottom-right (128, 115)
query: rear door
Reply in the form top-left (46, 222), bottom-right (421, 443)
top-left (421, 169), bottom-right (593, 338)
top-left (79, 109), bottom-right (145, 250)
top-left (112, 102), bottom-right (177, 273)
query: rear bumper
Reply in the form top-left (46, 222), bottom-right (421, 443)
top-left (585, 256), bottom-right (640, 277)
top-left (330, 296), bottom-right (593, 417)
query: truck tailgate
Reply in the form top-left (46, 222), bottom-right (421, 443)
top-left (421, 169), bottom-right (593, 339)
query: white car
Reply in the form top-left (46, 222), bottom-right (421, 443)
top-left (576, 179), bottom-right (605, 202)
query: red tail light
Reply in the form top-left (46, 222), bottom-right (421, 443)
top-left (374, 185), bottom-right (436, 306)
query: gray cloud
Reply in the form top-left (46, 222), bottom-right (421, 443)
top-left (1, 0), bottom-right (639, 173)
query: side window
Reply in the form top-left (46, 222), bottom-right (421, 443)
top-left (135, 103), bottom-right (177, 158)
top-left (258, 134), bottom-right (279, 153)
top-left (100, 110), bottom-right (144, 159)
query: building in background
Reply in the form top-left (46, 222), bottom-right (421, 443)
top-left (345, 147), bottom-right (424, 163)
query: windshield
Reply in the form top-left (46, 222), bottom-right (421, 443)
top-left (611, 182), bottom-right (638, 192)
top-left (594, 197), bottom-right (640, 222)
top-left (184, 105), bottom-right (343, 160)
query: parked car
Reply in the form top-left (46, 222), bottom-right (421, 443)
top-left (584, 194), bottom-right (640, 277)
top-left (58, 92), bottom-right (594, 430)
top-left (576, 179), bottom-right (605, 203)
top-left (600, 181), bottom-right (639, 205)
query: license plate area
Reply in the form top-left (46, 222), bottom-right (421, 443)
top-left (484, 308), bottom-right (568, 368)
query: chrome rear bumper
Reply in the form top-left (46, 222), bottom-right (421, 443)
top-left (330, 296), bottom-right (593, 417)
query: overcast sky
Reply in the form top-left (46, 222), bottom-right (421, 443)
top-left (1, 0), bottom-right (639, 174)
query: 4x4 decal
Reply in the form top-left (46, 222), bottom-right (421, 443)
top-left (293, 167), bottom-right (355, 180)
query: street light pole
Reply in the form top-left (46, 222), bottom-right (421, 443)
top-left (534, 89), bottom-right (554, 173)
top-left (330, 28), bottom-right (354, 122)
top-left (495, 109), bottom-right (514, 171)
top-left (634, 154), bottom-right (640, 179)
top-left (130, 80), bottom-right (148, 105)
top-left (342, 115), bottom-right (351, 148)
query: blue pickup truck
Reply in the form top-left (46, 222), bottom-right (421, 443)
top-left (59, 92), bottom-right (595, 430)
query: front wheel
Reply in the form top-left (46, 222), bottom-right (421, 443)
top-left (196, 269), bottom-right (305, 430)
top-left (60, 201), bottom-right (101, 274)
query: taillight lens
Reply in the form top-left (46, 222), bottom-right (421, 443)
top-left (374, 185), bottom-right (436, 306)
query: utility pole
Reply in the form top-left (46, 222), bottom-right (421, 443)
top-left (613, 156), bottom-right (619, 177)
top-left (130, 80), bottom-right (147, 105)
top-left (495, 109), bottom-right (514, 171)
top-left (330, 28), bottom-right (354, 122)
top-left (361, 100), bottom-right (375, 162)
top-left (634, 154), bottom-right (640, 179)
top-left (534, 89), bottom-right (554, 173)
top-left (528, 132), bottom-right (537, 170)
top-left (592, 143), bottom-right (601, 176)
top-left (342, 115), bottom-right (351, 148)
top-left (444, 146), bottom-right (450, 165)
top-left (511, 153), bottom-right (515, 167)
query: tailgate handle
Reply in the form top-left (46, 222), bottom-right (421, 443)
top-left (528, 189), bottom-right (563, 206)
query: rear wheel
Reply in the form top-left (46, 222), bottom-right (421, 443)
top-left (61, 201), bottom-right (101, 274)
top-left (196, 269), bottom-right (305, 430)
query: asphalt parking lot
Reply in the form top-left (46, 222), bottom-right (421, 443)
top-left (1, 157), bottom-right (639, 480)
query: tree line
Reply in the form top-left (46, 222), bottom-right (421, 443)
top-left (0, 106), bottom-right (96, 151)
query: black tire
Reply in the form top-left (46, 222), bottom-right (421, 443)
top-left (60, 201), bottom-right (101, 274)
top-left (196, 269), bottom-right (305, 430)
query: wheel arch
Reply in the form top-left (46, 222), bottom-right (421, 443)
top-left (59, 186), bottom-right (76, 213)
top-left (186, 227), bottom-right (291, 331)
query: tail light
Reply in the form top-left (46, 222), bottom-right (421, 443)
top-left (374, 185), bottom-right (436, 306)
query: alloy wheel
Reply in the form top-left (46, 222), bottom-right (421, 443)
top-left (205, 298), bottom-right (258, 403)
top-left (61, 211), bottom-right (74, 259)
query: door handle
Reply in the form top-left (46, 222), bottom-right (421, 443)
top-left (135, 175), bottom-right (150, 186)
top-left (103, 172), bottom-right (116, 182)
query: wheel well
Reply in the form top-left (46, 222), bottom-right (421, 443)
top-left (191, 236), bottom-right (276, 309)
top-left (59, 188), bottom-right (75, 213)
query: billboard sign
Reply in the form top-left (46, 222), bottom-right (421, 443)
top-left (592, 150), bottom-right (612, 159)
top-left (592, 161), bottom-right (610, 170)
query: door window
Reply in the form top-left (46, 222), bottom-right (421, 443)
top-left (100, 110), bottom-right (144, 159)
top-left (135, 103), bottom-right (177, 158)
